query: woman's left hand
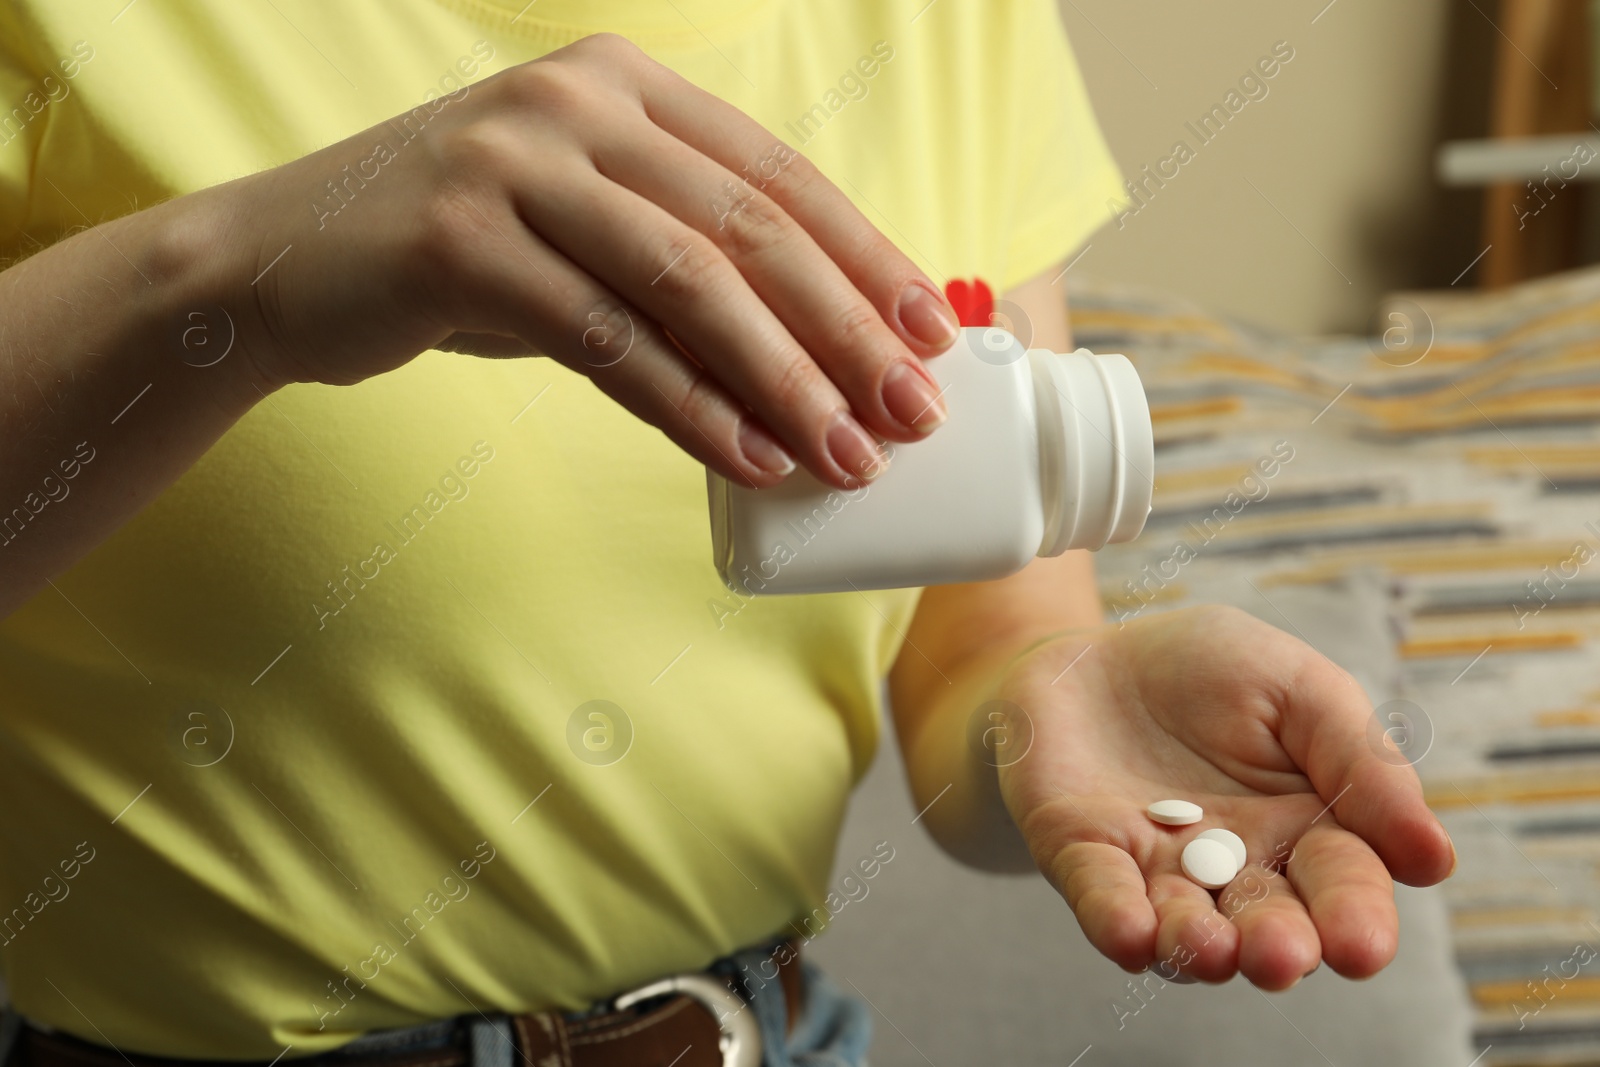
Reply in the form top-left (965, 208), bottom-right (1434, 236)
top-left (993, 605), bottom-right (1455, 989)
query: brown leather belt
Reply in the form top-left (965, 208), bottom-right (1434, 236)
top-left (13, 942), bottom-right (803, 1067)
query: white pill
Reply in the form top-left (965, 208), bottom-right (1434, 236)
top-left (1146, 799), bottom-right (1203, 826)
top-left (1181, 837), bottom-right (1240, 889)
top-left (1196, 828), bottom-right (1247, 870)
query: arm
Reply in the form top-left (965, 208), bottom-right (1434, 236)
top-left (0, 192), bottom-right (273, 618)
top-left (889, 265), bottom-right (1097, 872)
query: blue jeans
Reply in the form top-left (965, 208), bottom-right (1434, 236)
top-left (0, 942), bottom-right (874, 1067)
top-left (329, 941), bottom-right (872, 1067)
top-left (711, 942), bottom-right (873, 1066)
top-left (530, 941), bottom-right (872, 1066)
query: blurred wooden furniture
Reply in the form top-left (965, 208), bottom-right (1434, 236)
top-left (1479, 0), bottom-right (1592, 287)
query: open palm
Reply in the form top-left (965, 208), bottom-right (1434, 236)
top-left (994, 605), bottom-right (1455, 990)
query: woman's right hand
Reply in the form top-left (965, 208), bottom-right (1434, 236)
top-left (225, 32), bottom-right (959, 490)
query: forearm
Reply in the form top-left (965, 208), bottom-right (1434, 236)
top-left (891, 550), bottom-right (1103, 871)
top-left (892, 634), bottom-right (1040, 872)
top-left (887, 263), bottom-right (1109, 869)
top-left (0, 187), bottom-right (272, 616)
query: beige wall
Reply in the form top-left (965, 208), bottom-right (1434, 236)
top-left (1061, 0), bottom-right (1453, 336)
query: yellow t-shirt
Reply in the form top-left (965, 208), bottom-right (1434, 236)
top-left (0, 0), bottom-right (1121, 1057)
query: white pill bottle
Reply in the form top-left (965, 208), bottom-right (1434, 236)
top-left (706, 326), bottom-right (1155, 595)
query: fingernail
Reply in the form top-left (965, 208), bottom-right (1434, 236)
top-left (897, 280), bottom-right (960, 349)
top-left (881, 359), bottom-right (947, 432)
top-left (737, 419), bottom-right (796, 477)
top-left (826, 410), bottom-right (888, 484)
top-left (1446, 836), bottom-right (1459, 878)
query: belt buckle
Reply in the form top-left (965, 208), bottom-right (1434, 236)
top-left (612, 972), bottom-right (761, 1067)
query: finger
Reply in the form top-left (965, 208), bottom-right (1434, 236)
top-left (1284, 823), bottom-right (1398, 979)
top-left (594, 122), bottom-right (948, 441)
top-left (1277, 646), bottom-right (1455, 887)
top-left (1047, 841), bottom-right (1158, 973)
top-left (1219, 862), bottom-right (1321, 990)
top-left (515, 160), bottom-right (886, 490)
top-left (435, 186), bottom-right (793, 487)
top-left (435, 331), bottom-right (535, 358)
top-left (633, 63), bottom-right (960, 356)
top-left (1149, 872), bottom-right (1239, 983)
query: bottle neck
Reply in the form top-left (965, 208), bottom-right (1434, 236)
top-left (1027, 348), bottom-right (1155, 557)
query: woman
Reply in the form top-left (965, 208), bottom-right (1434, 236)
top-left (0, 1), bottom-right (1453, 1064)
